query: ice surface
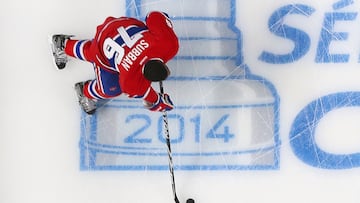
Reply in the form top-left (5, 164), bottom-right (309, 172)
top-left (2, 0), bottom-right (360, 203)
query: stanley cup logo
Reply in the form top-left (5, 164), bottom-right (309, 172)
top-left (80, 0), bottom-right (280, 170)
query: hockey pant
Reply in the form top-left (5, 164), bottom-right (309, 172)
top-left (64, 39), bottom-right (122, 100)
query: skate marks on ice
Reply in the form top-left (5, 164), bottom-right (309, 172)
top-left (79, 0), bottom-right (280, 170)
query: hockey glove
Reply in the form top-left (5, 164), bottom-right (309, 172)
top-left (146, 93), bottom-right (174, 112)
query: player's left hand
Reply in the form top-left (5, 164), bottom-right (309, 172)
top-left (146, 93), bottom-right (174, 112)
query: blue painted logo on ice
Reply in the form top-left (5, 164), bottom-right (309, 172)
top-left (240, 0), bottom-right (360, 169)
top-left (79, 0), bottom-right (280, 170)
top-left (80, 0), bottom-right (360, 170)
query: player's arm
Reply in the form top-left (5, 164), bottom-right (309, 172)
top-left (145, 11), bottom-right (175, 36)
top-left (145, 11), bottom-right (179, 59)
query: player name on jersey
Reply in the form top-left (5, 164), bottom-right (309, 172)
top-left (121, 39), bottom-right (150, 71)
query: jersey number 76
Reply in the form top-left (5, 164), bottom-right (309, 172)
top-left (103, 26), bottom-right (143, 66)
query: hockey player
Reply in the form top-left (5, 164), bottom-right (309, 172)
top-left (50, 11), bottom-right (179, 114)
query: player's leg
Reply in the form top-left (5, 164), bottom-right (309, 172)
top-left (75, 65), bottom-right (122, 114)
top-left (64, 39), bottom-right (93, 62)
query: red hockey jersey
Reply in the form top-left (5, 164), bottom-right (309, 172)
top-left (90, 11), bottom-right (179, 103)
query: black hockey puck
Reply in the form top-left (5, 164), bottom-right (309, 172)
top-left (186, 199), bottom-right (195, 203)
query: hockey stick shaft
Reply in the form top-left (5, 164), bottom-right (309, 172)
top-left (159, 81), bottom-right (180, 203)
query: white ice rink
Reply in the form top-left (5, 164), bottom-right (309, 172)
top-left (2, 0), bottom-right (360, 203)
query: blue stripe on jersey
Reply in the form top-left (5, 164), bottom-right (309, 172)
top-left (109, 55), bottom-right (116, 69)
top-left (75, 40), bottom-right (85, 60)
top-left (127, 26), bottom-right (147, 36)
top-left (114, 26), bottom-right (148, 45)
top-left (88, 81), bottom-right (104, 100)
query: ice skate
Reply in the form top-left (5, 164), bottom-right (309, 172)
top-left (50, 34), bottom-right (73, 70)
top-left (74, 81), bottom-right (97, 115)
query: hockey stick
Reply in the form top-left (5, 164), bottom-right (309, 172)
top-left (159, 81), bottom-right (180, 203)
top-left (159, 81), bottom-right (194, 203)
